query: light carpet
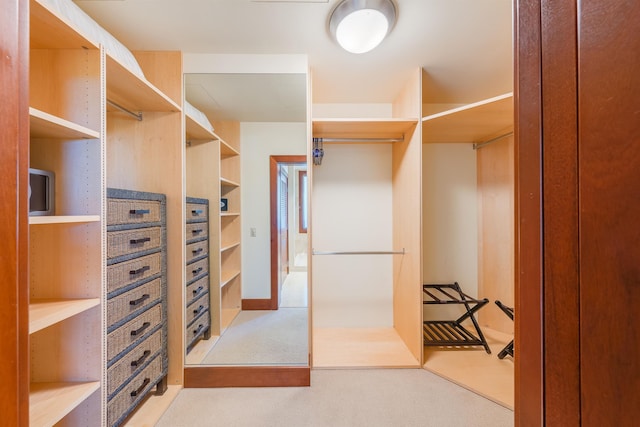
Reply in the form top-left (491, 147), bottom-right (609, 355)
top-left (201, 308), bottom-right (308, 365)
top-left (156, 368), bottom-right (513, 427)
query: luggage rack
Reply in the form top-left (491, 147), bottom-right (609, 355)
top-left (423, 282), bottom-right (491, 354)
top-left (494, 300), bottom-right (514, 359)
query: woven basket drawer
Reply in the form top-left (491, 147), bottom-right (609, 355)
top-left (186, 222), bottom-right (208, 242)
top-left (107, 304), bottom-right (162, 362)
top-left (107, 354), bottom-right (162, 427)
top-left (186, 292), bottom-right (210, 326)
top-left (186, 257), bottom-right (208, 282)
top-left (107, 227), bottom-right (161, 260)
top-left (186, 312), bottom-right (210, 347)
top-left (186, 240), bottom-right (209, 264)
top-left (108, 198), bottom-right (161, 226)
top-left (107, 329), bottom-right (162, 397)
top-left (186, 275), bottom-right (209, 307)
top-left (107, 252), bottom-right (162, 295)
top-left (186, 202), bottom-right (208, 222)
top-left (107, 278), bottom-right (162, 328)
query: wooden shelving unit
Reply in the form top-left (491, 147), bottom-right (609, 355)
top-left (214, 122), bottom-right (242, 333)
top-left (28, 1), bottom-right (104, 425)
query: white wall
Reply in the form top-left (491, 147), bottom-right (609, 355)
top-left (241, 122), bottom-right (307, 299)
top-left (422, 143), bottom-right (478, 320)
top-left (312, 143), bottom-right (394, 328)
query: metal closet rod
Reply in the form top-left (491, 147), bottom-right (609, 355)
top-left (472, 131), bottom-right (513, 150)
top-left (107, 99), bottom-right (143, 121)
top-left (312, 248), bottom-right (406, 255)
top-left (313, 137), bottom-right (404, 143)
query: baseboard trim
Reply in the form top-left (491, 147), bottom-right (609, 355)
top-left (184, 366), bottom-right (310, 388)
top-left (242, 298), bottom-right (276, 310)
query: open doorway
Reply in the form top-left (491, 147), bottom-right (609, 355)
top-left (270, 155), bottom-right (308, 309)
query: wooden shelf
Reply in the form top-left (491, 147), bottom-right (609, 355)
top-left (30, 381), bottom-right (100, 427)
top-left (220, 177), bottom-right (240, 188)
top-left (30, 0), bottom-right (97, 50)
top-left (220, 212), bottom-right (240, 218)
top-left (220, 242), bottom-right (241, 253)
top-left (312, 118), bottom-right (419, 140)
top-left (422, 93), bottom-right (513, 143)
top-left (29, 215), bottom-right (100, 225)
top-left (29, 298), bottom-right (101, 334)
top-left (29, 108), bottom-right (100, 140)
top-left (220, 270), bottom-right (241, 288)
top-left (185, 113), bottom-right (216, 142)
top-left (220, 138), bottom-right (240, 157)
top-left (106, 55), bottom-right (181, 114)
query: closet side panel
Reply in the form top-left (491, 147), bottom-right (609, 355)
top-left (312, 144), bottom-right (393, 328)
top-left (477, 135), bottom-right (515, 333)
top-left (391, 125), bottom-right (422, 362)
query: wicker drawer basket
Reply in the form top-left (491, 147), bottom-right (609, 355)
top-left (186, 239), bottom-right (209, 264)
top-left (107, 252), bottom-right (162, 295)
top-left (107, 304), bottom-right (162, 363)
top-left (107, 227), bottom-right (162, 260)
top-left (186, 257), bottom-right (209, 283)
top-left (107, 354), bottom-right (162, 427)
top-left (186, 275), bottom-right (208, 307)
top-left (107, 278), bottom-right (162, 328)
top-left (185, 222), bottom-right (208, 243)
top-left (186, 311), bottom-right (210, 349)
top-left (107, 198), bottom-right (162, 226)
top-left (107, 329), bottom-right (162, 397)
top-left (186, 202), bottom-right (208, 222)
top-left (186, 291), bottom-right (210, 326)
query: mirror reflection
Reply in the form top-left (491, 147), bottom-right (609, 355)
top-left (184, 72), bottom-right (309, 366)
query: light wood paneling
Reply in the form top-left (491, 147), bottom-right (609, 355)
top-left (29, 0), bottom-right (97, 50)
top-left (106, 52), bottom-right (184, 387)
top-left (477, 135), bottom-right (515, 333)
top-left (313, 328), bottom-right (418, 368)
top-left (392, 70), bottom-right (423, 364)
top-left (185, 114), bottom-right (215, 142)
top-left (133, 51), bottom-right (183, 106)
top-left (29, 382), bottom-right (100, 427)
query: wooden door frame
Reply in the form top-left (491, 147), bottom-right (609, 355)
top-left (0, 0), bottom-right (29, 424)
top-left (269, 155), bottom-right (306, 310)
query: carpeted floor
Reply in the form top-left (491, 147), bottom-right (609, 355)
top-left (156, 368), bottom-right (514, 427)
top-left (201, 308), bottom-right (308, 365)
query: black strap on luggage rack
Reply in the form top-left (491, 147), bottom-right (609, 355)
top-left (422, 282), bottom-right (491, 354)
top-left (494, 300), bottom-right (514, 359)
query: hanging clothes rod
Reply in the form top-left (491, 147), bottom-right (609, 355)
top-left (472, 131), bottom-right (513, 150)
top-left (314, 137), bottom-right (404, 143)
top-left (312, 249), bottom-right (406, 255)
top-left (107, 99), bottom-right (143, 121)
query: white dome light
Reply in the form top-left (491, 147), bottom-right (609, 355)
top-left (329, 0), bottom-right (397, 54)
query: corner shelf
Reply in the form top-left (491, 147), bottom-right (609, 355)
top-left (29, 298), bottom-right (101, 334)
top-left (422, 93), bottom-right (513, 143)
top-left (220, 242), bottom-right (241, 253)
top-left (30, 381), bottom-right (100, 427)
top-left (219, 137), bottom-right (240, 157)
top-left (220, 270), bottom-right (241, 288)
top-left (220, 212), bottom-right (240, 217)
top-left (30, 0), bottom-right (97, 50)
top-left (220, 177), bottom-right (240, 188)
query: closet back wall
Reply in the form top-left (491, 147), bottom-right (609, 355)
top-left (312, 143), bottom-right (394, 328)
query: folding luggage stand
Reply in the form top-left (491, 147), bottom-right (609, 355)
top-left (494, 300), bottom-right (514, 359)
top-left (422, 282), bottom-right (491, 354)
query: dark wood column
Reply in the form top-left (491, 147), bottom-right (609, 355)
top-left (0, 0), bottom-right (29, 425)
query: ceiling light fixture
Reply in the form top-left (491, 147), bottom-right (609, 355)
top-left (329, 0), bottom-right (397, 54)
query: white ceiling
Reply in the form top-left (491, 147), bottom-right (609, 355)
top-left (74, 0), bottom-right (513, 120)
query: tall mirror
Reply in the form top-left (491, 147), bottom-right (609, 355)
top-left (183, 71), bottom-right (309, 367)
